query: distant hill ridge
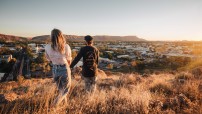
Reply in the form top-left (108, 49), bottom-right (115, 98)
top-left (0, 33), bottom-right (146, 42)
top-left (0, 34), bottom-right (28, 42)
top-left (32, 35), bottom-right (146, 42)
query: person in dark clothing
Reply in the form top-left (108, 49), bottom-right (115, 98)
top-left (70, 35), bottom-right (99, 92)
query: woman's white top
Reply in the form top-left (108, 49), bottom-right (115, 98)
top-left (45, 44), bottom-right (72, 66)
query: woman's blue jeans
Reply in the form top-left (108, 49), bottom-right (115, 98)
top-left (52, 64), bottom-right (71, 94)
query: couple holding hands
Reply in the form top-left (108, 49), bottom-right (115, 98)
top-left (45, 29), bottom-right (99, 106)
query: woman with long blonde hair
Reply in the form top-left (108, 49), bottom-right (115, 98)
top-left (45, 28), bottom-right (72, 107)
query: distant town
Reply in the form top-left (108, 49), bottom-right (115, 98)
top-left (0, 36), bottom-right (202, 81)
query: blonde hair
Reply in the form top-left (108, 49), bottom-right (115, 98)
top-left (51, 29), bottom-right (66, 54)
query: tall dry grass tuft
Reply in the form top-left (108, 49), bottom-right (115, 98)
top-left (66, 84), bottom-right (151, 114)
top-left (0, 72), bottom-right (201, 114)
top-left (192, 67), bottom-right (202, 79)
top-left (0, 79), bottom-right (58, 114)
top-left (150, 83), bottom-right (173, 96)
top-left (180, 58), bottom-right (202, 71)
top-left (17, 75), bottom-right (25, 86)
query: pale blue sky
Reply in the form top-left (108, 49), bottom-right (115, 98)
top-left (0, 0), bottom-right (201, 41)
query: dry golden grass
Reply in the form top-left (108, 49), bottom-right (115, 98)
top-left (0, 72), bottom-right (201, 114)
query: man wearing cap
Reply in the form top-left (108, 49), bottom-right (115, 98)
top-left (70, 35), bottom-right (99, 92)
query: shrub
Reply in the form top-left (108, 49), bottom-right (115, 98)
top-left (191, 67), bottom-right (202, 79)
top-left (175, 72), bottom-right (193, 80)
top-left (150, 83), bottom-right (173, 96)
top-left (177, 81), bottom-right (200, 101)
top-left (17, 75), bottom-right (24, 85)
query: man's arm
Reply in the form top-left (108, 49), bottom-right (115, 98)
top-left (70, 48), bottom-right (83, 68)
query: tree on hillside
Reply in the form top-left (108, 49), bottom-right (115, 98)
top-left (35, 53), bottom-right (47, 63)
top-left (107, 53), bottom-right (113, 60)
top-left (24, 47), bottom-right (34, 59)
top-left (0, 39), bottom-right (6, 44)
top-left (0, 47), bottom-right (13, 55)
top-left (0, 58), bottom-right (16, 73)
top-left (72, 51), bottom-right (78, 59)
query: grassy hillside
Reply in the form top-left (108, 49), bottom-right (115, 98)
top-left (0, 70), bottom-right (201, 114)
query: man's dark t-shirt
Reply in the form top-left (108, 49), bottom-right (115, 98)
top-left (70, 46), bottom-right (99, 77)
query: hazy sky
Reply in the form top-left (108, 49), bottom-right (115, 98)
top-left (0, 0), bottom-right (201, 41)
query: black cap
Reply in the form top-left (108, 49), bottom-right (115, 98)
top-left (84, 35), bottom-right (93, 42)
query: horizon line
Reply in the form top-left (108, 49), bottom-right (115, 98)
top-left (0, 33), bottom-right (202, 42)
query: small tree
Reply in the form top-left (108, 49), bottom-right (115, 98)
top-left (0, 47), bottom-right (13, 55)
top-left (72, 51), bottom-right (78, 59)
top-left (131, 60), bottom-right (137, 67)
top-left (107, 63), bottom-right (113, 69)
top-left (35, 53), bottom-right (47, 63)
top-left (107, 53), bottom-right (113, 60)
top-left (25, 47), bottom-right (34, 59)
